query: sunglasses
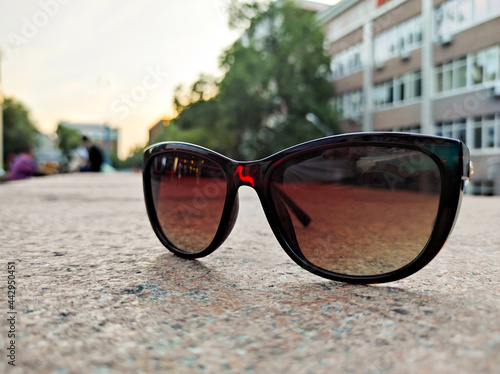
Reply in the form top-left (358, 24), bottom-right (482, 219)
top-left (143, 133), bottom-right (471, 284)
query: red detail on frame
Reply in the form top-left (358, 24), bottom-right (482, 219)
top-left (236, 165), bottom-right (255, 187)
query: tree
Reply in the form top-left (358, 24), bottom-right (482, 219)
top-left (168, 76), bottom-right (222, 151)
top-left (56, 123), bottom-right (81, 168)
top-left (2, 97), bottom-right (38, 167)
top-left (110, 146), bottom-right (143, 170)
top-left (163, 0), bottom-right (338, 160)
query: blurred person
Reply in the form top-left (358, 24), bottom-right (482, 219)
top-left (69, 144), bottom-right (89, 172)
top-left (80, 136), bottom-right (103, 172)
top-left (9, 146), bottom-right (38, 181)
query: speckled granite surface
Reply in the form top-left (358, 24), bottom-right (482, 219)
top-left (0, 173), bottom-right (498, 373)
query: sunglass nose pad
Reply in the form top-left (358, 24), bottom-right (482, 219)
top-left (220, 192), bottom-right (240, 243)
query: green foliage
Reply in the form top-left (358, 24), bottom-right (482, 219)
top-left (159, 0), bottom-right (338, 160)
top-left (2, 97), bottom-right (38, 166)
top-left (227, 0), bottom-right (267, 30)
top-left (150, 123), bottom-right (218, 150)
top-left (56, 123), bottom-right (82, 166)
top-left (172, 75), bottom-right (218, 116)
top-left (111, 146), bottom-right (143, 170)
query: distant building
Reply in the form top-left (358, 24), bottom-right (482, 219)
top-left (149, 119), bottom-right (170, 144)
top-left (317, 0), bottom-right (500, 195)
top-left (35, 132), bottom-right (62, 174)
top-left (60, 122), bottom-right (119, 157)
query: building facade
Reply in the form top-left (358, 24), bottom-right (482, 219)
top-left (318, 0), bottom-right (500, 195)
top-left (60, 122), bottom-right (119, 157)
top-left (35, 132), bottom-right (62, 173)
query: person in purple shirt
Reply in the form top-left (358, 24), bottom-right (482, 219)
top-left (9, 147), bottom-right (38, 181)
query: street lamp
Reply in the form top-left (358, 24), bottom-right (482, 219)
top-left (305, 112), bottom-right (333, 136)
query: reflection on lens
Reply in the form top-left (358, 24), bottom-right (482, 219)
top-left (150, 152), bottom-right (227, 254)
top-left (270, 146), bottom-right (441, 276)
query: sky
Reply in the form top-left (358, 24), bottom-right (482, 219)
top-left (0, 0), bottom-right (340, 158)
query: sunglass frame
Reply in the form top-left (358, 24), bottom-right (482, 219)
top-left (143, 132), bottom-right (471, 284)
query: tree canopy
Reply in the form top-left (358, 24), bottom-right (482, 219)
top-left (2, 97), bottom-right (38, 166)
top-left (159, 0), bottom-right (338, 160)
top-left (111, 146), bottom-right (143, 170)
top-left (56, 123), bottom-right (81, 168)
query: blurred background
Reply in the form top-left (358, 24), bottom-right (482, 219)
top-left (1, 0), bottom-right (499, 194)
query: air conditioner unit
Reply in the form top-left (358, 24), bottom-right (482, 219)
top-left (439, 32), bottom-right (453, 46)
top-left (399, 50), bottom-right (411, 61)
top-left (490, 82), bottom-right (500, 98)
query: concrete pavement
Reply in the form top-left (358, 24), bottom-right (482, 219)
top-left (0, 173), bottom-right (499, 373)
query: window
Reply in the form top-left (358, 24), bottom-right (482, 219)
top-left (497, 118), bottom-right (500, 148)
top-left (469, 115), bottom-right (500, 150)
top-left (374, 70), bottom-right (422, 109)
top-left (438, 120), bottom-right (465, 141)
top-left (435, 0), bottom-right (500, 39)
top-left (443, 62), bottom-right (453, 91)
top-left (347, 90), bottom-right (363, 119)
top-left (484, 115), bottom-right (496, 147)
top-left (386, 80), bottom-right (394, 105)
top-left (436, 58), bottom-right (467, 92)
top-left (437, 0), bottom-right (457, 35)
top-left (436, 68), bottom-right (444, 93)
top-left (374, 32), bottom-right (384, 65)
top-left (387, 28), bottom-right (396, 59)
top-left (414, 71), bottom-right (422, 97)
top-left (475, 0), bottom-right (489, 20)
top-left (436, 120), bottom-right (467, 142)
top-left (457, 0), bottom-right (473, 28)
top-left (472, 52), bottom-right (485, 85)
top-left (455, 119), bottom-right (467, 143)
top-left (470, 46), bottom-right (500, 86)
top-left (331, 44), bottom-right (363, 80)
top-left (484, 46), bottom-right (499, 82)
top-left (434, 116), bottom-right (500, 149)
top-left (374, 81), bottom-right (394, 107)
top-left (468, 180), bottom-right (494, 195)
top-left (435, 122), bottom-right (443, 137)
top-left (405, 19), bottom-right (414, 49)
top-left (403, 70), bottom-right (422, 101)
top-left (442, 121), bottom-right (454, 138)
top-left (436, 45), bottom-right (500, 93)
top-left (392, 125), bottom-right (421, 134)
top-left (396, 76), bottom-right (405, 102)
top-left (373, 15), bottom-right (422, 65)
top-left (455, 58), bottom-right (467, 88)
top-left (473, 118), bottom-right (483, 149)
top-left (436, 60), bottom-right (455, 92)
top-left (414, 18), bottom-right (423, 44)
top-left (336, 90), bottom-right (364, 120)
top-left (396, 20), bottom-right (413, 53)
top-left (374, 84), bottom-right (385, 107)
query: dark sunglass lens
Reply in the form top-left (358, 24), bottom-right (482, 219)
top-left (270, 146), bottom-right (441, 276)
top-left (149, 152), bottom-right (227, 254)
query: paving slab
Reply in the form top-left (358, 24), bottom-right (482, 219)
top-left (0, 173), bottom-right (499, 373)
